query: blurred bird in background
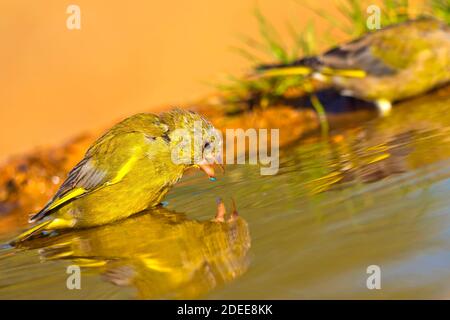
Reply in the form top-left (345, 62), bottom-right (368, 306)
top-left (257, 18), bottom-right (450, 115)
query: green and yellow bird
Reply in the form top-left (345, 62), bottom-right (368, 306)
top-left (258, 17), bottom-right (450, 115)
top-left (13, 109), bottom-right (222, 243)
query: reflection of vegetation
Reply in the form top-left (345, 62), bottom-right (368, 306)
top-left (18, 206), bottom-right (251, 299)
top-left (430, 0), bottom-right (450, 23)
top-left (218, 0), bottom-right (449, 113)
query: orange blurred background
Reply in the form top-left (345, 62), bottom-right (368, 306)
top-left (0, 0), bottom-right (422, 161)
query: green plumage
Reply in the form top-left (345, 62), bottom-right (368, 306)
top-left (327, 18), bottom-right (450, 102)
top-left (14, 109), bottom-right (218, 242)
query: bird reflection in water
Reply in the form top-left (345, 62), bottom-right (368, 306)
top-left (17, 199), bottom-right (251, 299)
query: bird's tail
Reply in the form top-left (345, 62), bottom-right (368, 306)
top-left (10, 220), bottom-right (53, 245)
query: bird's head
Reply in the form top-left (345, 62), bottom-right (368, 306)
top-left (161, 109), bottom-right (223, 180)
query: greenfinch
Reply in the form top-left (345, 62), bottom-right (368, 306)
top-left (258, 18), bottom-right (450, 115)
top-left (13, 109), bottom-right (222, 243)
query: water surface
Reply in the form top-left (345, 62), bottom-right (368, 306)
top-left (1, 91), bottom-right (450, 299)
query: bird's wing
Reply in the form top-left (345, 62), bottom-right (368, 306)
top-left (319, 18), bottom-right (446, 76)
top-left (256, 19), bottom-right (446, 79)
top-left (30, 116), bottom-right (169, 222)
top-left (318, 34), bottom-right (397, 76)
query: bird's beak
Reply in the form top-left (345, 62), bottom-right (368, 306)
top-left (198, 159), bottom-right (215, 180)
top-left (197, 156), bottom-right (224, 181)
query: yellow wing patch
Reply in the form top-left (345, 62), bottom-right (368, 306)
top-left (259, 66), bottom-right (366, 79)
top-left (45, 187), bottom-right (86, 212)
top-left (107, 153), bottom-right (139, 185)
top-left (43, 151), bottom-right (140, 215)
top-left (320, 67), bottom-right (367, 78)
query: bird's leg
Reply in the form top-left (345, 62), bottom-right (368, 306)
top-left (375, 99), bottom-right (392, 116)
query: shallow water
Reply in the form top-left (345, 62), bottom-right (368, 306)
top-left (1, 91), bottom-right (450, 299)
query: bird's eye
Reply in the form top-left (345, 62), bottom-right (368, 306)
top-left (203, 142), bottom-right (211, 150)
